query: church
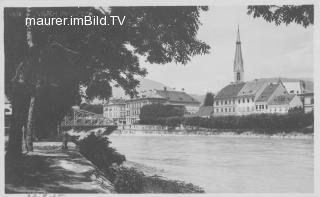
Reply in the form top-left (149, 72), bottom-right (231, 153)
top-left (212, 27), bottom-right (304, 116)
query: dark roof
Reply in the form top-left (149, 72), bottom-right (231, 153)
top-left (256, 83), bottom-right (279, 102)
top-left (156, 90), bottom-right (200, 104)
top-left (194, 106), bottom-right (214, 117)
top-left (215, 82), bottom-right (245, 99)
top-left (268, 94), bottom-right (296, 105)
top-left (237, 80), bottom-right (267, 97)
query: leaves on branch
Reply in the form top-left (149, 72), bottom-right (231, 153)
top-left (247, 5), bottom-right (313, 28)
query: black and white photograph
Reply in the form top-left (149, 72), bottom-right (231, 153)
top-left (2, 1), bottom-right (318, 196)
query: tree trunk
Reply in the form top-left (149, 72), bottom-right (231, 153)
top-left (62, 130), bottom-right (68, 150)
top-left (26, 96), bottom-right (35, 152)
top-left (7, 85), bottom-right (28, 157)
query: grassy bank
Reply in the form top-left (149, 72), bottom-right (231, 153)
top-left (76, 133), bottom-right (204, 193)
top-left (111, 166), bottom-right (204, 193)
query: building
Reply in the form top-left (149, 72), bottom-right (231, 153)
top-left (103, 99), bottom-right (127, 125)
top-left (5, 96), bottom-right (12, 132)
top-left (254, 82), bottom-right (288, 114)
top-left (213, 27), bottom-right (303, 116)
top-left (125, 91), bottom-right (167, 124)
top-left (268, 94), bottom-right (303, 114)
top-left (299, 92), bottom-right (314, 113)
top-left (155, 88), bottom-right (200, 114)
top-left (124, 88), bottom-right (200, 124)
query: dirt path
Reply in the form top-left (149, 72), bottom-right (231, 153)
top-left (5, 142), bottom-right (113, 194)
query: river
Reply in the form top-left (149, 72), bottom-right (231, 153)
top-left (108, 135), bottom-right (313, 193)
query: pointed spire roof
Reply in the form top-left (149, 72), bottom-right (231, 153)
top-left (234, 26), bottom-right (244, 72)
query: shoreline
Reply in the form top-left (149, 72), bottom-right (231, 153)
top-left (110, 129), bottom-right (313, 139)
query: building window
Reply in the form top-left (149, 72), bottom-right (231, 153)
top-left (266, 105), bottom-right (268, 109)
top-left (216, 109), bottom-right (219, 113)
top-left (247, 107), bottom-right (250, 111)
top-left (233, 99), bottom-right (235, 104)
top-left (225, 100), bottom-right (227, 105)
top-left (216, 101), bottom-right (219, 106)
top-left (237, 72), bottom-right (241, 81)
top-left (221, 101), bottom-right (223, 105)
top-left (247, 98), bottom-right (250, 103)
top-left (233, 107), bottom-right (235, 112)
top-left (311, 98), bottom-right (314, 104)
top-left (238, 99), bottom-right (240, 104)
top-left (243, 98), bottom-right (245, 103)
top-left (252, 98), bottom-right (254, 102)
top-left (256, 105), bottom-right (258, 110)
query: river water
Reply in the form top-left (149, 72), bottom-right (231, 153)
top-left (108, 135), bottom-right (314, 193)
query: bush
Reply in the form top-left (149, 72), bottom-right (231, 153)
top-left (139, 104), bottom-right (185, 124)
top-left (113, 167), bottom-right (144, 193)
top-left (78, 133), bottom-right (126, 175)
top-left (144, 112), bottom-right (313, 133)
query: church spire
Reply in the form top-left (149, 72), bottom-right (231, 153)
top-left (234, 25), bottom-right (244, 83)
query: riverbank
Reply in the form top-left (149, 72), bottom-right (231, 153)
top-left (67, 130), bottom-right (205, 193)
top-left (5, 142), bottom-right (113, 193)
top-left (111, 128), bottom-right (313, 139)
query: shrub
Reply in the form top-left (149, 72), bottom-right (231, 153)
top-left (78, 133), bottom-right (126, 175)
top-left (113, 167), bottom-right (144, 193)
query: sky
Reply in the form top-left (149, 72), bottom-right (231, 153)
top-left (141, 6), bottom-right (314, 95)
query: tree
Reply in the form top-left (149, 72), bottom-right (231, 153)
top-left (139, 104), bottom-right (186, 124)
top-left (203, 92), bottom-right (214, 106)
top-left (247, 5), bottom-right (314, 28)
top-left (5, 7), bottom-right (210, 156)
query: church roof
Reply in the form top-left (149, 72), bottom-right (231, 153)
top-left (234, 26), bottom-right (244, 72)
top-left (215, 82), bottom-right (246, 99)
top-left (268, 94), bottom-right (296, 105)
top-left (237, 80), bottom-right (267, 97)
top-left (255, 83), bottom-right (279, 102)
top-left (156, 90), bottom-right (200, 104)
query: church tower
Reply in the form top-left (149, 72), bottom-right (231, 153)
top-left (234, 26), bottom-right (244, 83)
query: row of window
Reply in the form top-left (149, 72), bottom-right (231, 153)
top-left (215, 106), bottom-right (289, 113)
top-left (215, 97), bottom-right (255, 106)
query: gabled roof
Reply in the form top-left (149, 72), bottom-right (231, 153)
top-left (256, 83), bottom-right (279, 102)
top-left (156, 90), bottom-right (200, 104)
top-left (194, 106), bottom-right (214, 117)
top-left (215, 82), bottom-right (246, 99)
top-left (139, 90), bottom-right (166, 99)
top-left (268, 94), bottom-right (296, 105)
top-left (237, 80), bottom-right (267, 97)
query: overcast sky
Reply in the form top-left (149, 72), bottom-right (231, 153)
top-left (141, 6), bottom-right (314, 95)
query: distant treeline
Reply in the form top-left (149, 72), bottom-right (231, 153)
top-left (139, 104), bottom-right (313, 131)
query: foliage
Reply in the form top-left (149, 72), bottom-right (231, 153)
top-left (203, 92), bottom-right (214, 106)
top-left (166, 116), bottom-right (182, 129)
top-left (145, 112), bottom-right (313, 132)
top-left (78, 133), bottom-right (126, 174)
top-left (113, 167), bottom-right (144, 193)
top-left (80, 103), bottom-right (103, 114)
top-left (139, 104), bottom-right (186, 124)
top-left (5, 6), bottom-right (210, 155)
top-left (184, 112), bottom-right (313, 132)
top-left (247, 5), bottom-right (313, 27)
top-left (112, 166), bottom-right (204, 193)
top-left (288, 106), bottom-right (304, 114)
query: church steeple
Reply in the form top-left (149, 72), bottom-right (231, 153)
top-left (234, 25), bottom-right (244, 83)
